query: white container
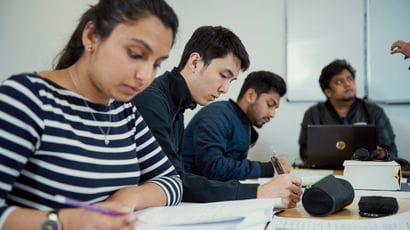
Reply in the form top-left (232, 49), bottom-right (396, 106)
top-left (343, 160), bottom-right (401, 191)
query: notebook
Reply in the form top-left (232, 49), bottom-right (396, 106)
top-left (303, 124), bottom-right (377, 169)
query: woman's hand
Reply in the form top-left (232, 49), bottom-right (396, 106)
top-left (59, 201), bottom-right (137, 230)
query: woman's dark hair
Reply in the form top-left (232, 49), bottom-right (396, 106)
top-left (319, 59), bottom-right (356, 92)
top-left (237, 71), bottom-right (287, 100)
top-left (54, 0), bottom-right (178, 70)
top-left (175, 25), bottom-right (250, 72)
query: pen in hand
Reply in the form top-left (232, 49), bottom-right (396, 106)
top-left (270, 155), bottom-right (284, 175)
top-left (55, 195), bottom-right (123, 216)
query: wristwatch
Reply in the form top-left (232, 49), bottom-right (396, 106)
top-left (42, 211), bottom-right (61, 230)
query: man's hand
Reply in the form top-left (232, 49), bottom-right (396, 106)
top-left (277, 158), bottom-right (292, 174)
top-left (390, 40), bottom-right (410, 59)
top-left (257, 174), bottom-right (302, 208)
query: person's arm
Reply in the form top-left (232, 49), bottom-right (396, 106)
top-left (133, 85), bottom-right (302, 204)
top-left (107, 109), bottom-right (182, 210)
top-left (183, 170), bottom-right (302, 206)
top-left (132, 87), bottom-right (260, 202)
top-left (133, 109), bottom-right (182, 206)
top-left (0, 76), bottom-right (135, 230)
top-left (188, 106), bottom-right (269, 181)
top-left (276, 157), bottom-right (292, 174)
top-left (390, 40), bottom-right (410, 59)
top-left (0, 76), bottom-right (51, 229)
top-left (298, 108), bottom-right (314, 161)
top-left (4, 204), bottom-right (135, 230)
top-left (107, 183), bottom-right (168, 211)
top-left (257, 174), bottom-right (302, 208)
top-left (372, 106), bottom-right (398, 159)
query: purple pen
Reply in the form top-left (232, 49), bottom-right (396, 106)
top-left (55, 195), bottom-right (122, 216)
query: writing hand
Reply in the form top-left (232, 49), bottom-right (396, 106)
top-left (58, 200), bottom-right (137, 230)
top-left (257, 174), bottom-right (302, 208)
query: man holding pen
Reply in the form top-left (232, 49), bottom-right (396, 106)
top-left (181, 71), bottom-right (292, 181)
top-left (133, 26), bottom-right (301, 207)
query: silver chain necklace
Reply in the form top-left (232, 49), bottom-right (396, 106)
top-left (68, 69), bottom-right (112, 145)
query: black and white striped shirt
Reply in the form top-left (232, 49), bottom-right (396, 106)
top-left (0, 73), bottom-right (182, 226)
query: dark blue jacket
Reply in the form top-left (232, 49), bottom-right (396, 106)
top-left (132, 68), bottom-right (259, 202)
top-left (182, 100), bottom-right (274, 181)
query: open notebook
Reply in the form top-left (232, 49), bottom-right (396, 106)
top-left (134, 198), bottom-right (283, 229)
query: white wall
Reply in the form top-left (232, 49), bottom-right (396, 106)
top-left (0, 0), bottom-right (98, 77)
top-left (166, 0), bottom-right (410, 162)
top-left (0, 0), bottom-right (409, 162)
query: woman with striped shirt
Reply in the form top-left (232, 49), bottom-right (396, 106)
top-left (0, 0), bottom-right (181, 229)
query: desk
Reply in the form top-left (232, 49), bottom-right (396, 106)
top-left (278, 168), bottom-right (410, 219)
top-left (278, 197), bottom-right (410, 219)
top-left (137, 170), bottom-right (410, 229)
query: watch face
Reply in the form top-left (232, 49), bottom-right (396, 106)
top-left (42, 219), bottom-right (59, 230)
top-left (42, 212), bottom-right (61, 230)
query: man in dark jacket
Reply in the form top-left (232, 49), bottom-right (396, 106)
top-left (299, 59), bottom-right (398, 161)
top-left (181, 71), bottom-right (292, 181)
top-left (133, 26), bottom-right (302, 207)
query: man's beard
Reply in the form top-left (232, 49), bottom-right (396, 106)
top-left (341, 96), bottom-right (355, 102)
top-left (254, 122), bottom-right (263, 129)
top-left (253, 117), bottom-right (270, 128)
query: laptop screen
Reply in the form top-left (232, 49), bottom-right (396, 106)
top-left (304, 124), bottom-right (377, 169)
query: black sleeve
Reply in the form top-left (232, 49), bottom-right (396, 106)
top-left (299, 108), bottom-right (312, 160)
top-left (373, 107), bottom-right (398, 159)
top-left (132, 88), bottom-right (258, 202)
top-left (181, 171), bottom-right (259, 202)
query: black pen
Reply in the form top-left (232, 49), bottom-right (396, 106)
top-left (270, 156), bottom-right (284, 175)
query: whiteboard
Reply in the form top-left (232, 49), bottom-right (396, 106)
top-left (286, 0), bottom-right (365, 102)
top-left (367, 0), bottom-right (410, 103)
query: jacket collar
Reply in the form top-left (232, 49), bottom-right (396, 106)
top-left (325, 97), bottom-right (362, 121)
top-left (169, 68), bottom-right (197, 113)
top-left (228, 99), bottom-right (259, 146)
top-left (229, 99), bottom-right (251, 125)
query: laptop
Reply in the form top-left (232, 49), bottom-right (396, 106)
top-left (303, 124), bottom-right (377, 169)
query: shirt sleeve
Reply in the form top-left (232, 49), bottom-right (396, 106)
top-left (0, 77), bottom-right (43, 227)
top-left (133, 110), bottom-right (182, 206)
top-left (299, 107), bottom-right (315, 160)
top-left (372, 107), bottom-right (398, 159)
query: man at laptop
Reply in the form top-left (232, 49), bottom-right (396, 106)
top-left (298, 59), bottom-right (398, 162)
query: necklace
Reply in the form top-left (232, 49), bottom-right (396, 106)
top-left (68, 69), bottom-right (112, 145)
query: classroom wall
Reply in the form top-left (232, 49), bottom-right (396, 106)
top-left (0, 0), bottom-right (409, 162)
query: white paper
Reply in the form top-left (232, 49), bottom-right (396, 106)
top-left (242, 169), bottom-right (333, 186)
top-left (268, 211), bottom-right (410, 230)
top-left (134, 198), bottom-right (282, 229)
top-left (290, 169), bottom-right (334, 178)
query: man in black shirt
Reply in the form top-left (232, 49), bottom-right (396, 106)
top-left (299, 59), bottom-right (398, 161)
top-left (133, 26), bottom-right (302, 206)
